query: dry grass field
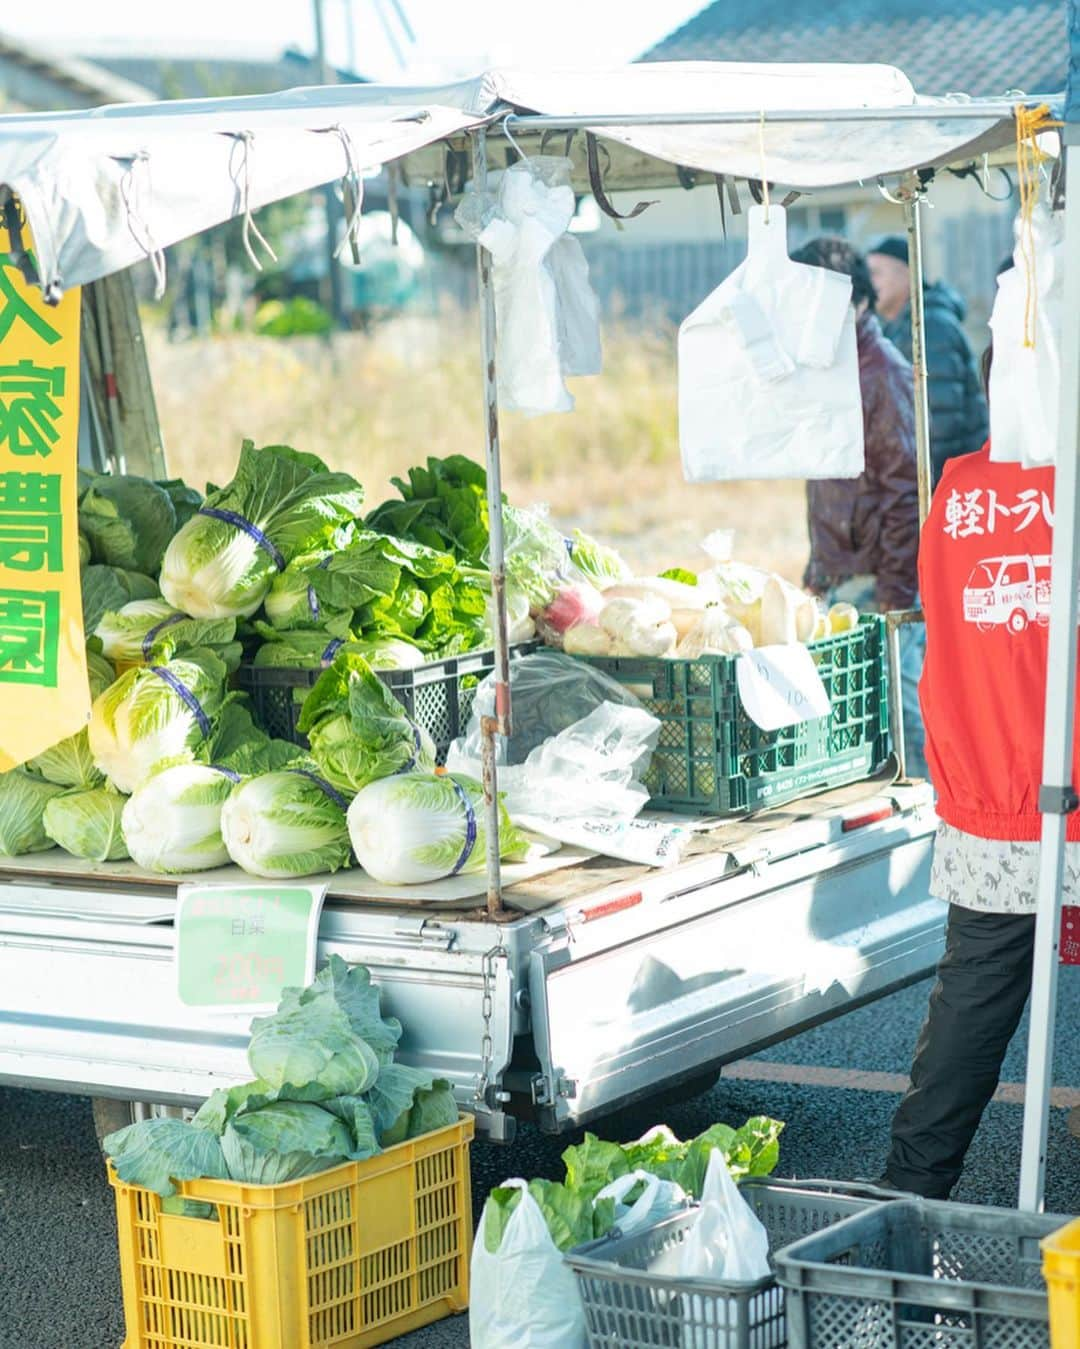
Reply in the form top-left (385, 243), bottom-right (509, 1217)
top-left (149, 314), bottom-right (810, 582)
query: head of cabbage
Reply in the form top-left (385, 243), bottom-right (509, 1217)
top-left (220, 769), bottom-right (351, 878)
top-left (95, 599), bottom-right (239, 670)
top-left (0, 770), bottom-right (67, 856)
top-left (43, 787), bottom-right (129, 862)
top-left (29, 649), bottom-right (115, 788)
top-left (158, 442), bottom-right (365, 619)
top-left (122, 764), bottom-right (235, 873)
top-left (79, 474), bottom-right (177, 575)
top-left (296, 650), bottom-right (436, 797)
top-left (220, 1102), bottom-right (355, 1184)
top-left (347, 772), bottom-right (526, 885)
top-left (251, 628), bottom-right (424, 672)
top-left (88, 648), bottom-right (228, 793)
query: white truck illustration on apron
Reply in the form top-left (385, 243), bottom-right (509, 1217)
top-left (963, 554), bottom-right (1052, 633)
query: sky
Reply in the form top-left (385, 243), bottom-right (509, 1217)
top-left (12, 0), bottom-right (706, 82)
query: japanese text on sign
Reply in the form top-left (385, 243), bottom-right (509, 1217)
top-left (943, 487), bottom-right (1054, 540)
top-left (175, 883), bottom-right (327, 1010)
top-left (0, 229), bottom-right (88, 770)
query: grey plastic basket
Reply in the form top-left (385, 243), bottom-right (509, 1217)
top-left (565, 1178), bottom-right (902, 1349)
top-left (774, 1198), bottom-right (1068, 1349)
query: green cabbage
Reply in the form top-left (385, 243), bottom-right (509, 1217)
top-left (248, 985), bottom-right (379, 1095)
top-left (251, 629), bottom-right (424, 671)
top-left (0, 770), bottom-right (66, 855)
top-left (157, 478), bottom-right (203, 529)
top-left (220, 769), bottom-right (350, 878)
top-left (159, 441), bottom-right (365, 619)
top-left (346, 772), bottom-right (526, 885)
top-left (296, 650), bottom-right (435, 797)
top-left (43, 787), bottom-right (129, 861)
top-left (104, 1117), bottom-right (229, 1198)
top-left (95, 599), bottom-right (239, 670)
top-left (88, 648), bottom-right (229, 793)
top-left (278, 955), bottom-right (402, 1066)
top-left (263, 547), bottom-right (353, 634)
top-left (29, 649), bottom-right (115, 788)
top-left (79, 474), bottom-right (177, 574)
top-left (81, 565), bottom-right (159, 634)
top-left (221, 1102), bottom-right (354, 1184)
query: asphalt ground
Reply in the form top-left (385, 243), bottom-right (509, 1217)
top-left (2, 969), bottom-right (1077, 1349)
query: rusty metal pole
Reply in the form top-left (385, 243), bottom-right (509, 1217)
top-left (471, 126), bottom-right (510, 918)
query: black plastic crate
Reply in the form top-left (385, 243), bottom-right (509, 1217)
top-left (774, 1198), bottom-right (1065, 1349)
top-left (236, 643), bottom-right (537, 765)
top-left (579, 617), bottom-right (890, 816)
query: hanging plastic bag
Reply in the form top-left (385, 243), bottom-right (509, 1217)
top-left (470, 1179), bottom-right (587, 1349)
top-left (455, 158), bottom-right (602, 417)
top-left (679, 204), bottom-right (864, 482)
top-left (677, 1151), bottom-right (772, 1349)
top-left (989, 201), bottom-right (1064, 468)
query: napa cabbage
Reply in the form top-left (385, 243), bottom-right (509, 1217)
top-left (220, 769), bottom-right (351, 878)
top-left (29, 649), bottom-right (115, 788)
top-left (43, 787), bottom-right (129, 862)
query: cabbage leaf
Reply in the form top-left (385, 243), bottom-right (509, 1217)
top-left (79, 475), bottom-right (177, 575)
top-left (104, 1117), bottom-right (229, 1198)
top-left (43, 787), bottom-right (129, 861)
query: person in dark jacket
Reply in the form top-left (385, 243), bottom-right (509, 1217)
top-left (868, 236), bottom-right (988, 486)
top-left (790, 237), bottom-right (926, 778)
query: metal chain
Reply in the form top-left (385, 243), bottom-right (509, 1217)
top-left (474, 943), bottom-right (506, 1104)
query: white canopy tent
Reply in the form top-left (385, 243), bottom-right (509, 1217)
top-left (0, 59), bottom-right (1070, 1210)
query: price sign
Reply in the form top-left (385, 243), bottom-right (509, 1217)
top-left (175, 882), bottom-right (326, 1011)
top-left (736, 645), bottom-right (831, 732)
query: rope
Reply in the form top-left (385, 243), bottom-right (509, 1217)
top-left (227, 132), bottom-right (278, 273)
top-left (1014, 103), bottom-right (1063, 348)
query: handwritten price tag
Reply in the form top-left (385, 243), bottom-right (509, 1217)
top-left (175, 882), bottom-right (326, 1011)
top-left (736, 646), bottom-right (831, 731)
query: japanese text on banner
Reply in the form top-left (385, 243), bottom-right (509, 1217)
top-left (0, 225), bottom-right (88, 770)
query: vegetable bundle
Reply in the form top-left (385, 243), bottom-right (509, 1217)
top-left (104, 957), bottom-right (458, 1195)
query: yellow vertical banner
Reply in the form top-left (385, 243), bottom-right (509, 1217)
top-left (0, 226), bottom-right (89, 771)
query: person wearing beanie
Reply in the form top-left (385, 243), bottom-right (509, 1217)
top-left (868, 235), bottom-right (988, 487)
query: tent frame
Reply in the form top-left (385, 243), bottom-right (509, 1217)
top-left (466, 102), bottom-right (1065, 1212)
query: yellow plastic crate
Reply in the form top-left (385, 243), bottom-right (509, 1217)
top-left (109, 1114), bottom-right (474, 1349)
top-left (1044, 1216), bottom-right (1080, 1349)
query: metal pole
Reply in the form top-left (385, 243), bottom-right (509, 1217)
top-left (471, 126), bottom-right (510, 919)
top-left (313, 0), bottom-right (346, 328)
top-left (902, 178), bottom-right (933, 525)
top-left (1018, 141), bottom-right (1080, 1212)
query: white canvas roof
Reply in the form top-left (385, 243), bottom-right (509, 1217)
top-left (0, 62), bottom-right (1053, 294)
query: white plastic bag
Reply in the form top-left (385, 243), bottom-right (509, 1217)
top-left (679, 204), bottom-right (864, 482)
top-left (596, 1169), bottom-right (689, 1232)
top-left (677, 1151), bottom-right (771, 1349)
top-left (470, 1179), bottom-right (586, 1349)
top-left (989, 202), bottom-right (1064, 468)
top-left (455, 158), bottom-right (602, 416)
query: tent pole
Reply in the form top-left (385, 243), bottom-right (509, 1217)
top-left (471, 125), bottom-right (509, 919)
top-left (1018, 142), bottom-right (1080, 1212)
top-left (902, 177), bottom-right (932, 526)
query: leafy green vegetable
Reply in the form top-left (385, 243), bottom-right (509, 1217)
top-left (365, 1063), bottom-right (437, 1146)
top-left (95, 599), bottom-right (240, 671)
top-left (367, 455), bottom-right (492, 567)
top-left (659, 567), bottom-right (698, 586)
top-left (251, 629), bottom-right (425, 671)
top-left (192, 1078), bottom-right (333, 1136)
top-left (283, 955), bottom-right (403, 1065)
top-left (346, 772), bottom-right (527, 885)
top-left (0, 770), bottom-right (67, 855)
top-left (569, 530), bottom-right (631, 587)
top-left (78, 532), bottom-right (91, 568)
top-left (221, 1102), bottom-right (354, 1184)
top-left (79, 475), bottom-right (177, 574)
top-left (29, 649), bottom-right (115, 788)
top-left (88, 647), bottom-right (229, 793)
top-left (561, 1133), bottom-right (631, 1198)
top-left (159, 441), bottom-right (365, 619)
top-left (157, 478), bottom-right (203, 529)
top-left (320, 1095), bottom-right (380, 1159)
top-left (81, 565), bottom-right (159, 635)
top-left (43, 787), bottom-right (129, 861)
top-left (220, 769), bottom-right (351, 878)
top-left (404, 1079), bottom-right (457, 1139)
top-left (483, 1181), bottom-right (615, 1255)
top-left (247, 979), bottom-right (380, 1095)
top-left (296, 650), bottom-right (436, 797)
top-left (104, 1117), bottom-right (229, 1198)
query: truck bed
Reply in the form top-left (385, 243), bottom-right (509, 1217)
top-left (0, 768), bottom-right (943, 1137)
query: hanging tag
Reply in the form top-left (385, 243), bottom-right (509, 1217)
top-left (1061, 906), bottom-right (1080, 965)
top-left (736, 646), bottom-right (831, 731)
top-left (175, 881), bottom-right (326, 1011)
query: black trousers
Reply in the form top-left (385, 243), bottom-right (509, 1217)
top-left (885, 903), bottom-right (1036, 1199)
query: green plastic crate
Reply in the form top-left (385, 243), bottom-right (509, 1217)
top-left (581, 617), bottom-right (890, 816)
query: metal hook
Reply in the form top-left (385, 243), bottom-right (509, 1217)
top-left (501, 113), bottom-right (528, 164)
top-left (877, 177), bottom-right (906, 205)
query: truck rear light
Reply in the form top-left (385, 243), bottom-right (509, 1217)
top-left (841, 805), bottom-right (895, 832)
top-left (582, 890), bottom-right (642, 922)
